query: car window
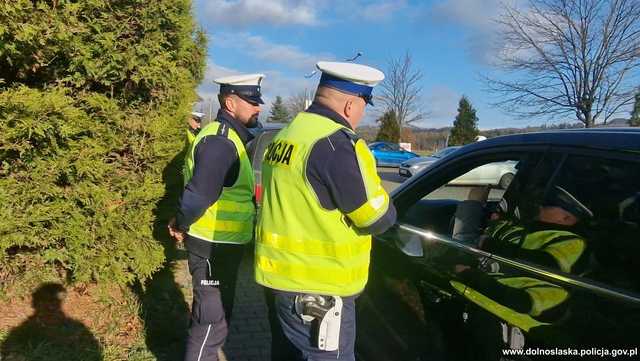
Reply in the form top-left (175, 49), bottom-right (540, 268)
top-left (465, 152), bottom-right (640, 290)
top-left (385, 150), bottom-right (640, 353)
top-left (393, 155), bottom-right (527, 251)
top-left (422, 159), bottom-right (520, 203)
top-left (379, 144), bottom-right (392, 151)
top-left (451, 152), bottom-right (640, 349)
top-left (545, 154), bottom-right (640, 292)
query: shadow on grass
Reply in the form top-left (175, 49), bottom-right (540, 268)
top-left (131, 150), bottom-right (190, 361)
top-left (0, 283), bottom-right (103, 361)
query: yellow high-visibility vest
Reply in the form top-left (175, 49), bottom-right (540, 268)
top-left (452, 222), bottom-right (583, 331)
top-left (451, 277), bottom-right (568, 332)
top-left (255, 111), bottom-right (390, 296)
top-left (183, 121), bottom-right (255, 244)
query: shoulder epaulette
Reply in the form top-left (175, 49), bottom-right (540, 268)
top-left (216, 122), bottom-right (230, 138)
top-left (338, 128), bottom-right (360, 145)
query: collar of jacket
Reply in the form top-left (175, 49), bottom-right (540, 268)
top-left (305, 102), bottom-right (353, 130)
top-left (216, 109), bottom-right (254, 145)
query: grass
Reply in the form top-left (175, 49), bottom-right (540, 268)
top-left (0, 153), bottom-right (193, 361)
top-left (0, 261), bottom-right (192, 361)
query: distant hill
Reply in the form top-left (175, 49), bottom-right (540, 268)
top-left (357, 122), bottom-right (585, 151)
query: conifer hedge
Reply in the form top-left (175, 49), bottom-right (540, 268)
top-left (0, 0), bottom-right (206, 291)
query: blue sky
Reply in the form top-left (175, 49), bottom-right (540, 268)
top-left (191, 0), bottom-right (567, 129)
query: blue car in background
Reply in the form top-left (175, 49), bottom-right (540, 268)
top-left (368, 141), bottom-right (418, 167)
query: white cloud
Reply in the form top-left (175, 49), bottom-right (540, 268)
top-left (194, 0), bottom-right (411, 28)
top-left (196, 0), bottom-right (319, 27)
top-left (214, 32), bottom-right (333, 71)
top-left (427, 0), bottom-right (507, 64)
top-left (195, 60), bottom-right (240, 102)
top-left (430, 0), bottom-right (501, 31)
top-left (204, 61), bottom-right (240, 80)
top-left (331, 0), bottom-right (408, 22)
top-left (360, 0), bottom-right (408, 21)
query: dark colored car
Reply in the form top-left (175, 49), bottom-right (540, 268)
top-left (356, 128), bottom-right (640, 361)
top-left (247, 122), bottom-right (285, 204)
top-left (369, 141), bottom-right (419, 167)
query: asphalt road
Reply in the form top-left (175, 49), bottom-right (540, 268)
top-left (377, 166), bottom-right (406, 191)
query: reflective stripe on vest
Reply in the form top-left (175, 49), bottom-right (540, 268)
top-left (489, 220), bottom-right (586, 273)
top-left (255, 111), bottom-right (389, 296)
top-left (497, 277), bottom-right (568, 317)
top-left (347, 139), bottom-right (389, 227)
top-left (183, 121), bottom-right (255, 244)
top-left (520, 230), bottom-right (585, 274)
top-left (450, 277), bottom-right (568, 332)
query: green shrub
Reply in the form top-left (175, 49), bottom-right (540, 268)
top-left (0, 0), bottom-right (206, 292)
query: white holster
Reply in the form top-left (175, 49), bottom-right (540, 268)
top-left (294, 294), bottom-right (343, 351)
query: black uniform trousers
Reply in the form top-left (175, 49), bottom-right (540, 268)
top-left (184, 241), bottom-right (246, 361)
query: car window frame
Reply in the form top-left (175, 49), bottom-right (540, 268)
top-left (392, 145), bottom-right (548, 212)
top-left (385, 223), bottom-right (640, 305)
top-left (384, 144), bottom-right (640, 306)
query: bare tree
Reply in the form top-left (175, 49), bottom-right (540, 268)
top-left (286, 89), bottom-right (314, 117)
top-left (377, 51), bottom-right (426, 130)
top-left (487, 0), bottom-right (640, 127)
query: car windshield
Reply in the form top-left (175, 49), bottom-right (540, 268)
top-left (432, 146), bottom-right (460, 158)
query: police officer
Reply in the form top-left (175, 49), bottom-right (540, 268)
top-left (186, 111), bottom-right (204, 146)
top-left (451, 185), bottom-right (592, 358)
top-left (169, 73), bottom-right (264, 361)
top-left (255, 62), bottom-right (397, 361)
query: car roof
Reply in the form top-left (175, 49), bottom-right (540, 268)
top-left (454, 128), bottom-right (640, 156)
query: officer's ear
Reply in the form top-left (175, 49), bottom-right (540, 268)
top-left (219, 94), bottom-right (235, 112)
top-left (344, 98), bottom-right (354, 118)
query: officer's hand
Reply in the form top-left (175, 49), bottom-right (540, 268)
top-left (454, 264), bottom-right (471, 273)
top-left (168, 217), bottom-right (185, 242)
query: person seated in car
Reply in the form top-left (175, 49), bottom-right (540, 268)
top-left (453, 184), bottom-right (592, 274)
top-left (449, 185), bottom-right (593, 355)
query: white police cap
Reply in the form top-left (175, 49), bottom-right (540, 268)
top-left (214, 73), bottom-right (265, 104)
top-left (316, 61), bottom-right (384, 105)
top-left (191, 112), bottom-right (205, 119)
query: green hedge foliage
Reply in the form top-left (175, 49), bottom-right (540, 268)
top-left (0, 0), bottom-right (206, 291)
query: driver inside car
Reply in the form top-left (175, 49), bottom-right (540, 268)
top-left (449, 184), bottom-right (593, 357)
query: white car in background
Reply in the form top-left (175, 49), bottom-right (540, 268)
top-left (400, 146), bottom-right (517, 189)
top-left (449, 160), bottom-right (517, 189)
